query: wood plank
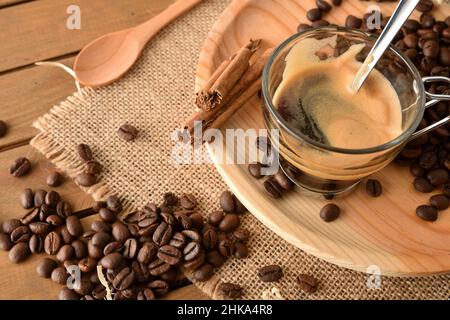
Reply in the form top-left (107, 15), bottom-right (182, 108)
top-left (0, 145), bottom-right (208, 299)
top-left (0, 0), bottom-right (175, 72)
top-left (0, 0), bottom-right (31, 8)
top-left (0, 56), bottom-right (77, 152)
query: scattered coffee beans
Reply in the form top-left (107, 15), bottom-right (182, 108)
top-left (75, 173), bottom-right (97, 187)
top-left (416, 205), bottom-right (438, 222)
top-left (366, 179), bottom-right (383, 197)
top-left (77, 144), bottom-right (93, 162)
top-left (320, 204), bottom-right (340, 222)
top-left (20, 188), bottom-right (34, 209)
top-left (117, 124), bottom-right (138, 141)
top-left (46, 172), bottom-right (64, 187)
top-left (258, 265), bottom-right (283, 282)
top-left (219, 283), bottom-right (243, 299)
top-left (10, 157), bottom-right (31, 177)
top-left (37, 258), bottom-right (57, 278)
top-left (297, 274), bottom-right (319, 293)
top-left (429, 194), bottom-right (449, 210)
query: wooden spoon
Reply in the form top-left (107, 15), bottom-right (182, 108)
top-left (74, 0), bottom-right (202, 87)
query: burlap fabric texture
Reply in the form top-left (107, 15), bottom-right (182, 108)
top-left (31, 0), bottom-right (450, 299)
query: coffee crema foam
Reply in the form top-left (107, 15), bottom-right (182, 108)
top-left (273, 37), bottom-right (402, 149)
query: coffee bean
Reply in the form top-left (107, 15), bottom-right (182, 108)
top-left (202, 228), bottom-right (218, 250)
top-left (177, 214), bottom-right (192, 230)
top-left (404, 48), bottom-right (418, 60)
top-left (208, 211), bottom-right (224, 226)
top-left (274, 170), bottom-right (294, 191)
top-left (219, 283), bottom-right (243, 299)
top-left (33, 189), bottom-right (47, 207)
top-left (76, 173), bottom-right (97, 187)
top-left (90, 220), bottom-right (110, 233)
top-left (161, 212), bottom-right (177, 226)
top-left (9, 242), bottom-right (30, 263)
top-left (87, 240), bottom-right (103, 259)
top-left (123, 238), bottom-right (139, 260)
top-left (43, 191), bottom-right (58, 209)
top-left (404, 34), bottom-right (419, 48)
top-left (37, 258), bottom-right (57, 278)
top-left (46, 172), bottom-right (63, 187)
top-left (306, 8), bottom-right (322, 22)
top-left (297, 274), bottom-right (319, 293)
top-left (91, 232), bottom-right (111, 249)
top-left (184, 249), bottom-right (205, 271)
top-left (58, 287), bottom-right (80, 300)
top-left (51, 267), bottom-right (69, 285)
top-left (106, 195), bottom-right (122, 213)
top-left (59, 225), bottom-right (74, 244)
top-left (410, 162), bottom-right (425, 177)
top-left (297, 23), bottom-right (312, 33)
top-left (414, 177), bottom-right (434, 193)
top-left (179, 193), bottom-right (197, 210)
top-left (99, 208), bottom-right (116, 223)
top-left (101, 253), bottom-right (124, 269)
top-left (85, 160), bottom-right (102, 175)
top-left (181, 229), bottom-right (201, 242)
top-left (153, 222), bottom-right (173, 246)
top-left (137, 288), bottom-right (155, 300)
top-left (440, 48), bottom-right (450, 66)
top-left (29, 222), bottom-right (50, 235)
top-left (44, 231), bottom-right (62, 255)
top-left (423, 40), bottom-right (439, 58)
top-left (2, 219), bottom-right (21, 235)
top-left (443, 184), bottom-right (450, 198)
top-left (430, 194), bottom-right (449, 210)
top-left (218, 238), bottom-right (235, 257)
top-left (136, 242), bottom-right (157, 264)
top-left (112, 267), bottom-right (135, 290)
top-left (234, 242), bottom-right (248, 259)
top-left (426, 169), bottom-right (449, 186)
top-left (91, 284), bottom-right (107, 300)
top-left (56, 244), bottom-right (74, 262)
top-left (183, 241), bottom-right (201, 261)
top-left (218, 214), bottom-right (240, 233)
top-left (366, 179), bottom-right (383, 197)
top-left (20, 207), bottom-right (40, 225)
top-left (158, 245), bottom-right (182, 265)
top-left (316, 0), bottom-right (331, 12)
top-left (112, 222), bottom-right (131, 243)
top-left (233, 228), bottom-right (250, 243)
top-left (56, 201), bottom-right (72, 219)
top-left (148, 259), bottom-right (171, 276)
top-left (417, 0), bottom-right (433, 13)
top-left (20, 188), bottom-right (34, 209)
top-left (219, 191), bottom-right (235, 213)
top-left (248, 163), bottom-right (263, 179)
top-left (416, 205), bottom-right (438, 221)
top-left (320, 204), bottom-right (340, 222)
top-left (117, 124), bottom-right (138, 141)
top-left (10, 157), bottom-right (31, 177)
top-left (258, 265), bottom-right (283, 282)
top-left (103, 241), bottom-right (122, 256)
top-left (0, 233), bottom-right (12, 251)
top-left (206, 250), bottom-right (226, 268)
top-left (73, 278), bottom-right (93, 296)
top-left (138, 209), bottom-right (159, 228)
top-left (0, 120), bottom-right (7, 137)
top-left (92, 201), bottom-right (106, 213)
top-left (72, 240), bottom-right (88, 259)
top-left (66, 216), bottom-right (83, 237)
top-left (264, 177), bottom-right (283, 198)
top-left (189, 214), bottom-right (204, 231)
top-left (146, 280), bottom-right (169, 297)
top-left (10, 226), bottom-right (31, 243)
top-left (77, 144), bottom-right (93, 161)
top-left (345, 15), bottom-right (362, 28)
top-left (138, 223), bottom-right (158, 238)
top-left (192, 263), bottom-right (214, 282)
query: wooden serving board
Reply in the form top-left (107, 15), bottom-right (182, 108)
top-left (195, 0), bottom-right (450, 276)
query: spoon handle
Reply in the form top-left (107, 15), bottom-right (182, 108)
top-left (132, 0), bottom-right (203, 44)
top-left (351, 0), bottom-right (420, 92)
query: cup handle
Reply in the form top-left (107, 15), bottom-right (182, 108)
top-left (408, 76), bottom-right (450, 141)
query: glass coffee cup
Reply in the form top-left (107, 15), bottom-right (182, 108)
top-left (262, 27), bottom-right (450, 196)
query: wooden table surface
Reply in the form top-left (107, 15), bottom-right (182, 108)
top-left (0, 0), bottom-right (208, 300)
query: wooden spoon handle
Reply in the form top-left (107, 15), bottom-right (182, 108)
top-left (132, 0), bottom-right (203, 44)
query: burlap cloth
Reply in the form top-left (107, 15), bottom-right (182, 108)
top-left (30, 0), bottom-right (449, 299)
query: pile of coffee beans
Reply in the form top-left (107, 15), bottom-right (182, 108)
top-left (75, 143), bottom-right (103, 187)
top-left (1, 190), bottom-right (252, 299)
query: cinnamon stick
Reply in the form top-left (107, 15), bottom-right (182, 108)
top-left (196, 39), bottom-right (261, 111)
top-left (184, 48), bottom-right (272, 135)
top-left (208, 77), bottom-right (262, 130)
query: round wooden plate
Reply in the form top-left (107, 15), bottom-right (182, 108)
top-left (195, 0), bottom-right (450, 275)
